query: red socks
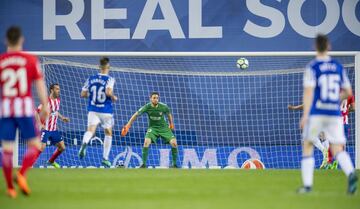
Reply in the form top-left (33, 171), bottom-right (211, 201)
top-left (48, 149), bottom-right (62, 163)
top-left (327, 147), bottom-right (333, 164)
top-left (2, 150), bottom-right (14, 189)
top-left (19, 146), bottom-right (41, 176)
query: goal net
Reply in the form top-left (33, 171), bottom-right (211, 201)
top-left (13, 52), bottom-right (359, 169)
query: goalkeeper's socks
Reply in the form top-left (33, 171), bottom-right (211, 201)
top-left (336, 151), bottom-right (354, 176)
top-left (142, 147), bottom-right (149, 167)
top-left (171, 147), bottom-right (178, 167)
top-left (301, 156), bottom-right (314, 188)
top-left (103, 136), bottom-right (112, 160)
top-left (82, 131), bottom-right (93, 144)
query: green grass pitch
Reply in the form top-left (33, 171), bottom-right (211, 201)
top-left (1, 169), bottom-right (359, 209)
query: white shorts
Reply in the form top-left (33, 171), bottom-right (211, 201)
top-left (87, 111), bottom-right (114, 129)
top-left (302, 115), bottom-right (346, 145)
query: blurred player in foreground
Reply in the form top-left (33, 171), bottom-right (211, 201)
top-left (298, 34), bottom-right (357, 194)
top-left (0, 26), bottom-right (49, 198)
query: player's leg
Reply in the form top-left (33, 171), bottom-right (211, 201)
top-left (298, 140), bottom-right (315, 193)
top-left (141, 138), bottom-right (152, 168)
top-left (327, 117), bottom-right (357, 194)
top-left (330, 124), bottom-right (351, 170)
top-left (0, 118), bottom-right (17, 198)
top-left (327, 147), bottom-right (334, 168)
top-left (169, 138), bottom-right (178, 168)
top-left (298, 116), bottom-right (320, 193)
top-left (38, 130), bottom-right (49, 167)
top-left (160, 128), bottom-right (178, 168)
top-left (344, 124), bottom-right (350, 141)
top-left (17, 117), bottom-right (42, 196)
top-left (313, 132), bottom-right (328, 169)
top-left (39, 130), bottom-right (47, 152)
top-left (79, 112), bottom-right (99, 159)
top-left (141, 129), bottom-right (157, 168)
top-left (323, 127), bottom-right (335, 169)
top-left (48, 133), bottom-right (65, 168)
top-left (100, 114), bottom-right (114, 168)
top-left (1, 141), bottom-right (16, 198)
top-left (333, 124), bottom-right (351, 169)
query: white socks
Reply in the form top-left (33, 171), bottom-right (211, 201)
top-left (301, 156), bottom-right (315, 187)
top-left (336, 151), bottom-right (355, 176)
top-left (82, 131), bottom-right (93, 144)
top-left (103, 136), bottom-right (112, 160)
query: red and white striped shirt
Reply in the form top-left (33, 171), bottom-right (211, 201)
top-left (0, 51), bottom-right (43, 118)
top-left (341, 96), bottom-right (355, 125)
top-left (38, 97), bottom-right (60, 131)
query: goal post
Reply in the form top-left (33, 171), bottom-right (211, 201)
top-left (13, 51), bottom-right (358, 169)
top-left (356, 52), bottom-right (360, 169)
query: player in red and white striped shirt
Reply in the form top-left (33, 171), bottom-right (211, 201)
top-left (35, 83), bottom-right (70, 168)
top-left (325, 96), bottom-right (356, 168)
top-left (0, 26), bottom-right (49, 198)
top-left (341, 95), bottom-right (355, 138)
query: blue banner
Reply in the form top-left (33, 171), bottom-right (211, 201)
top-left (3, 145), bottom-right (354, 169)
top-left (0, 0), bottom-right (359, 51)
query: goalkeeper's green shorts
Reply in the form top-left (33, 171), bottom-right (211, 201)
top-left (145, 127), bottom-right (175, 144)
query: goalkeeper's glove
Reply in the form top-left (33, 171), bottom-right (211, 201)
top-left (169, 123), bottom-right (174, 130)
top-left (121, 124), bottom-right (131, 136)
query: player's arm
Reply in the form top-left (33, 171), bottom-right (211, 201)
top-left (105, 77), bottom-right (118, 101)
top-left (300, 67), bottom-right (315, 129)
top-left (164, 105), bottom-right (174, 130)
top-left (34, 106), bottom-right (45, 130)
top-left (81, 91), bottom-right (88, 98)
top-left (122, 104), bottom-right (148, 136)
top-left (349, 96), bottom-right (355, 112)
top-left (300, 87), bottom-right (314, 129)
top-left (81, 78), bottom-right (89, 98)
top-left (349, 103), bottom-right (355, 112)
top-left (288, 104), bottom-right (304, 110)
top-left (35, 79), bottom-right (49, 119)
top-left (167, 113), bottom-right (174, 130)
top-left (340, 90), bottom-right (352, 102)
top-left (31, 57), bottom-right (49, 120)
top-left (121, 112), bottom-right (139, 136)
top-left (126, 112), bottom-right (139, 127)
top-left (340, 69), bottom-right (353, 101)
top-left (58, 112), bottom-right (70, 123)
top-left (105, 88), bottom-right (117, 101)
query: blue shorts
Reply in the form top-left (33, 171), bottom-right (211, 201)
top-left (344, 124), bottom-right (350, 140)
top-left (0, 117), bottom-right (39, 141)
top-left (40, 130), bottom-right (63, 145)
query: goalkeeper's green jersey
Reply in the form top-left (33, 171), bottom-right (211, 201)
top-left (137, 102), bottom-right (170, 128)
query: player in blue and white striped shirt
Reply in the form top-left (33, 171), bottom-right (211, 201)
top-left (298, 34), bottom-right (357, 194)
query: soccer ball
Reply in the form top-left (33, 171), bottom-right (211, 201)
top-left (236, 57), bottom-right (249, 69)
top-left (115, 160), bottom-right (125, 168)
top-left (241, 159), bottom-right (265, 169)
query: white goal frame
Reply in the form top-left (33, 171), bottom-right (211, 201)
top-left (13, 51), bottom-right (358, 169)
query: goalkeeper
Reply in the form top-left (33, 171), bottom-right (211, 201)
top-left (121, 92), bottom-right (178, 168)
